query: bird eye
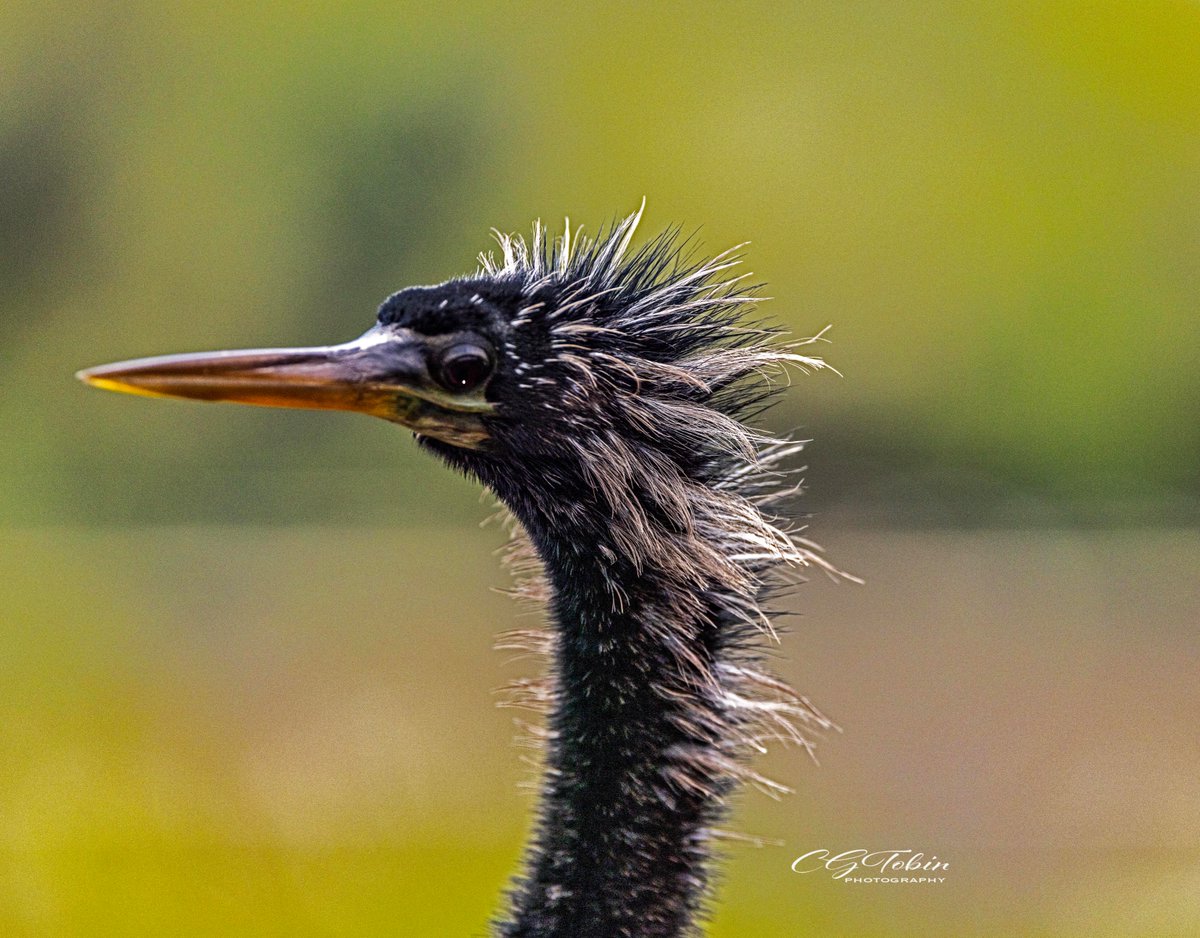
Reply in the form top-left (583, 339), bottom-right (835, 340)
top-left (437, 343), bottom-right (493, 392)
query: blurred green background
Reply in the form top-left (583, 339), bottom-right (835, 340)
top-left (2, 2), bottom-right (1197, 936)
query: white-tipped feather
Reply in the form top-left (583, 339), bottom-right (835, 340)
top-left (488, 206), bottom-right (853, 817)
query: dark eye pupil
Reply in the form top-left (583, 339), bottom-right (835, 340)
top-left (440, 346), bottom-right (492, 390)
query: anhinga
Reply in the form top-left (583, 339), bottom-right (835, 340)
top-left (79, 206), bottom-right (842, 937)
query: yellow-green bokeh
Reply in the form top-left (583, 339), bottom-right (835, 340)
top-left (2, 3), bottom-right (1197, 935)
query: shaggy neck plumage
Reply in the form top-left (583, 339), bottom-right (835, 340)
top-left (489, 468), bottom-right (732, 938)
top-left (426, 438), bottom-right (836, 938)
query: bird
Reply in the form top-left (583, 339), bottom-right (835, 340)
top-left (78, 204), bottom-right (844, 938)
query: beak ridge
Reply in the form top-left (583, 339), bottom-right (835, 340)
top-left (77, 342), bottom-right (408, 419)
top-left (77, 328), bottom-right (493, 448)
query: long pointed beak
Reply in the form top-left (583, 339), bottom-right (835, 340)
top-left (76, 328), bottom-right (493, 446)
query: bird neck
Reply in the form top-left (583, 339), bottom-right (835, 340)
top-left (427, 437), bottom-right (821, 937)
top-left (494, 491), bottom-right (734, 938)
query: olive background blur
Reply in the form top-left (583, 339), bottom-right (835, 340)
top-left (2, 3), bottom-right (1197, 936)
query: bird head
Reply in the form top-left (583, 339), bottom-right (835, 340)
top-left (76, 276), bottom-right (518, 451)
top-left (79, 208), bottom-right (831, 532)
